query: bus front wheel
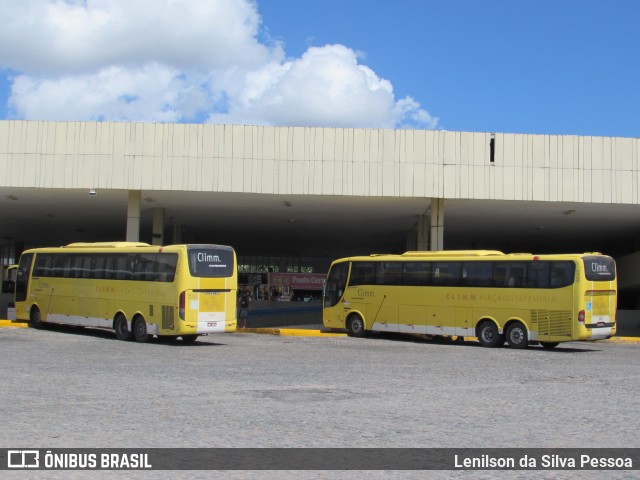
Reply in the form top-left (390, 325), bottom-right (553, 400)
top-left (347, 315), bottom-right (366, 338)
top-left (30, 306), bottom-right (43, 329)
top-left (477, 321), bottom-right (503, 348)
top-left (506, 321), bottom-right (529, 349)
top-left (114, 314), bottom-right (132, 341)
top-left (133, 317), bottom-right (150, 343)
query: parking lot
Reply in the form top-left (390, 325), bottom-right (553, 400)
top-left (1, 325), bottom-right (639, 479)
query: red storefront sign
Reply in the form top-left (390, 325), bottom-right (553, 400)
top-left (268, 273), bottom-right (326, 291)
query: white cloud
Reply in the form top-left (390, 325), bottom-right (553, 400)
top-left (0, 0), bottom-right (438, 129)
top-left (212, 45), bottom-right (400, 128)
top-left (9, 64), bottom-right (206, 122)
top-left (0, 0), bottom-right (273, 74)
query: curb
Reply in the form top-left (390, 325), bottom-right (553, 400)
top-left (236, 327), bottom-right (346, 337)
top-left (602, 336), bottom-right (640, 344)
top-left (0, 319), bottom-right (28, 328)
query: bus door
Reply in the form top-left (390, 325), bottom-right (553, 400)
top-left (15, 254), bottom-right (33, 303)
top-left (322, 262), bottom-right (349, 329)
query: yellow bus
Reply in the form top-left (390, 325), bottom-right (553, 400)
top-left (13, 242), bottom-right (237, 343)
top-left (323, 250), bottom-right (617, 349)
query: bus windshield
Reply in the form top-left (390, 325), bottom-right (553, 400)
top-left (187, 246), bottom-right (235, 278)
top-left (324, 262), bottom-right (349, 308)
top-left (583, 256), bottom-right (615, 281)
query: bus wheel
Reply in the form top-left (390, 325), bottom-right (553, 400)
top-left (114, 314), bottom-right (132, 341)
top-left (477, 321), bottom-right (503, 348)
top-left (30, 306), bottom-right (43, 329)
top-left (181, 335), bottom-right (198, 343)
top-left (132, 317), bottom-right (150, 343)
top-left (506, 321), bottom-right (529, 349)
top-left (540, 342), bottom-right (559, 349)
top-left (347, 315), bottom-right (366, 338)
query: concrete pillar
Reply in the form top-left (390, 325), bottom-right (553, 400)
top-left (152, 207), bottom-right (164, 246)
top-left (430, 198), bottom-right (445, 251)
top-left (126, 190), bottom-right (141, 242)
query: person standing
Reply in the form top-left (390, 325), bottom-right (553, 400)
top-left (238, 290), bottom-right (252, 329)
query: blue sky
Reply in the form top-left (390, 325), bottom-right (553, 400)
top-left (0, 0), bottom-right (638, 137)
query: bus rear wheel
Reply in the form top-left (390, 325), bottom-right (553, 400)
top-left (506, 321), bottom-right (529, 349)
top-left (114, 314), bottom-right (132, 341)
top-left (347, 315), bottom-right (366, 338)
top-left (133, 317), bottom-right (150, 343)
top-left (30, 306), bottom-right (43, 329)
top-left (181, 335), bottom-right (198, 343)
top-left (477, 321), bottom-right (503, 348)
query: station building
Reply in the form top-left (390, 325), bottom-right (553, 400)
top-left (1, 120), bottom-right (640, 308)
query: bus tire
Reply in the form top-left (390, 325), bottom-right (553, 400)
top-left (30, 306), bottom-right (43, 329)
top-left (540, 341), bottom-right (559, 349)
top-left (347, 314), bottom-right (366, 338)
top-left (506, 321), bottom-right (529, 349)
top-left (476, 320), bottom-right (503, 348)
top-left (181, 335), bottom-right (198, 343)
top-left (114, 314), bottom-right (132, 341)
top-left (132, 316), bottom-right (150, 343)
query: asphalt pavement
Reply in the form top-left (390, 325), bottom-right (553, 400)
top-left (1, 324), bottom-right (639, 479)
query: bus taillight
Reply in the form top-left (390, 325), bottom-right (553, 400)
top-left (179, 291), bottom-right (185, 320)
top-left (578, 310), bottom-right (585, 324)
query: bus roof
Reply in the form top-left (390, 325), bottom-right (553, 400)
top-left (401, 250), bottom-right (505, 257)
top-left (333, 250), bottom-right (607, 263)
top-left (64, 242), bottom-right (151, 248)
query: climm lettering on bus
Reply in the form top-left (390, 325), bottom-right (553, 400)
top-left (198, 252), bottom-right (220, 263)
top-left (590, 262), bottom-right (610, 274)
top-left (453, 293), bottom-right (559, 304)
top-left (478, 293), bottom-right (558, 304)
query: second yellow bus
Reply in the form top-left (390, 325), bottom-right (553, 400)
top-left (323, 250), bottom-right (617, 348)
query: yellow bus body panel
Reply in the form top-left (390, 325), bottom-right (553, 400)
top-left (15, 244), bottom-right (237, 337)
top-left (323, 251), bottom-right (617, 344)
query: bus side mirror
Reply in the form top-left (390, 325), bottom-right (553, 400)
top-left (2, 280), bottom-right (15, 294)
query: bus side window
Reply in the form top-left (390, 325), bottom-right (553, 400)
top-left (76, 255), bottom-right (92, 279)
top-left (492, 265), bottom-right (506, 287)
top-left (33, 254), bottom-right (51, 277)
top-left (94, 255), bottom-right (107, 279)
top-left (115, 254), bottom-right (133, 280)
top-left (432, 262), bottom-right (461, 286)
top-left (403, 262), bottom-right (430, 286)
top-left (52, 255), bottom-right (71, 278)
top-left (550, 262), bottom-right (574, 288)
top-left (103, 255), bottom-right (117, 280)
top-left (133, 254), bottom-right (156, 281)
top-left (526, 262), bottom-right (549, 288)
top-left (462, 262), bottom-right (492, 287)
top-left (156, 254), bottom-right (177, 282)
top-left (349, 262), bottom-right (375, 286)
top-left (376, 262), bottom-right (402, 285)
top-left (507, 264), bottom-right (526, 288)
